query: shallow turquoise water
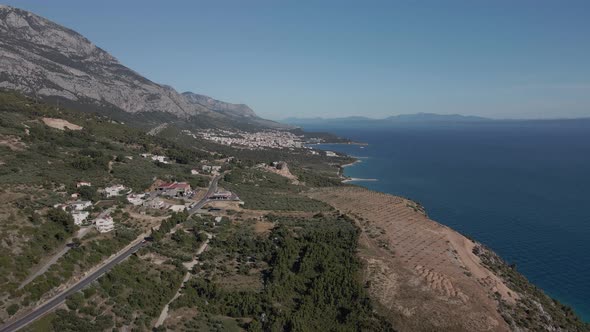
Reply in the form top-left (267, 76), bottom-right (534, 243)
top-left (312, 121), bottom-right (590, 321)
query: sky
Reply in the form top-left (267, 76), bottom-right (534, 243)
top-left (5, 0), bottom-right (590, 120)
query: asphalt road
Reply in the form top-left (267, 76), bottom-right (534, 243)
top-left (188, 175), bottom-right (220, 215)
top-left (0, 241), bottom-right (145, 332)
top-left (0, 176), bottom-right (220, 332)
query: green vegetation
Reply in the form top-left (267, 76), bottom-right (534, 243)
top-left (222, 168), bottom-right (333, 212)
top-left (19, 225), bottom-right (138, 304)
top-left (172, 213), bottom-right (393, 331)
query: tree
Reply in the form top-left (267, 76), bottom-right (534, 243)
top-left (6, 303), bottom-right (19, 316)
top-left (46, 208), bottom-right (77, 234)
top-left (77, 185), bottom-right (98, 202)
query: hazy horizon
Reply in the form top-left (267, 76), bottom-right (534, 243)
top-left (5, 0), bottom-right (590, 120)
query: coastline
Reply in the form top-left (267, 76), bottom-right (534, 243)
top-left (321, 143), bottom-right (589, 326)
top-left (307, 186), bottom-right (589, 330)
top-left (342, 177), bottom-right (378, 183)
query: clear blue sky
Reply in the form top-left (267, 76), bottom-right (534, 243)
top-left (5, 0), bottom-right (590, 119)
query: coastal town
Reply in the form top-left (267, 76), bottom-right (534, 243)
top-left (182, 129), bottom-right (306, 149)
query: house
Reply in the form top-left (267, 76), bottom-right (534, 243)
top-left (104, 184), bottom-right (128, 198)
top-left (325, 151), bottom-right (337, 157)
top-left (214, 216), bottom-right (222, 223)
top-left (151, 155), bottom-right (168, 163)
top-left (169, 204), bottom-right (187, 212)
top-left (143, 197), bottom-right (165, 209)
top-left (94, 212), bottom-right (115, 233)
top-left (209, 191), bottom-right (232, 200)
top-left (76, 181), bottom-right (91, 188)
top-left (70, 200), bottom-right (92, 211)
top-left (156, 182), bottom-right (192, 197)
top-left (126, 193), bottom-right (146, 206)
top-left (71, 211), bottom-right (89, 226)
top-left (202, 165), bottom-right (212, 172)
top-left (191, 169), bottom-right (200, 175)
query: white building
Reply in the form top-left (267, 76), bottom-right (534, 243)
top-left (325, 151), bottom-right (337, 157)
top-left (191, 169), bottom-right (200, 175)
top-left (70, 200), bottom-right (92, 211)
top-left (151, 155), bottom-right (168, 163)
top-left (71, 211), bottom-right (89, 226)
top-left (169, 204), bottom-right (187, 212)
top-left (76, 181), bottom-right (91, 188)
top-left (143, 197), bottom-right (165, 209)
top-left (94, 212), bottom-right (115, 233)
top-left (127, 193), bottom-right (146, 206)
top-left (105, 184), bottom-right (128, 198)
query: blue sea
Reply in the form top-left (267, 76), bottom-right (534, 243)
top-left (311, 121), bottom-right (590, 321)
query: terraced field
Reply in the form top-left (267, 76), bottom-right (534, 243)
top-left (308, 187), bottom-right (516, 332)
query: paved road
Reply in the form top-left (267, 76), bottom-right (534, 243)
top-left (0, 241), bottom-right (145, 332)
top-left (188, 175), bottom-right (220, 215)
top-left (19, 227), bottom-right (93, 290)
top-left (0, 176), bottom-right (220, 332)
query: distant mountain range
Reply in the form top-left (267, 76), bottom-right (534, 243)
top-left (0, 5), bottom-right (288, 130)
top-left (284, 113), bottom-right (590, 128)
top-left (284, 113), bottom-right (490, 127)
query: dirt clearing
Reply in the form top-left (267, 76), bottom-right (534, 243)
top-left (42, 117), bottom-right (83, 130)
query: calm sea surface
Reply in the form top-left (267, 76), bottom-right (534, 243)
top-left (311, 121), bottom-right (590, 321)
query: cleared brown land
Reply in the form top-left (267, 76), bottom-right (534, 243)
top-left (41, 117), bottom-right (83, 130)
top-left (308, 187), bottom-right (517, 332)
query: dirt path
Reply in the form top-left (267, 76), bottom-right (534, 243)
top-left (154, 233), bottom-right (212, 328)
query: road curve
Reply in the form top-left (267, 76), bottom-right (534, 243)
top-left (0, 176), bottom-right (220, 332)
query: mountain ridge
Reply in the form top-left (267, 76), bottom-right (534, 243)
top-left (0, 5), bottom-right (286, 129)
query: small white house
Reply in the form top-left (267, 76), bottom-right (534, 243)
top-left (325, 151), bottom-right (337, 157)
top-left (151, 155), bottom-right (168, 164)
top-left (202, 165), bottom-right (212, 172)
top-left (126, 193), bottom-right (146, 206)
top-left (71, 211), bottom-right (89, 226)
top-left (70, 200), bottom-right (92, 211)
top-left (191, 169), bottom-right (200, 175)
top-left (94, 213), bottom-right (115, 233)
top-left (214, 216), bottom-right (222, 223)
top-left (169, 204), bottom-right (187, 212)
top-left (143, 197), bottom-right (165, 209)
top-left (76, 181), bottom-right (91, 188)
top-left (105, 185), bottom-right (128, 198)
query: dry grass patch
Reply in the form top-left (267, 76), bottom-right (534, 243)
top-left (41, 117), bottom-right (82, 131)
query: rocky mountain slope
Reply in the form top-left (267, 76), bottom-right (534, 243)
top-left (0, 5), bottom-right (285, 129)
